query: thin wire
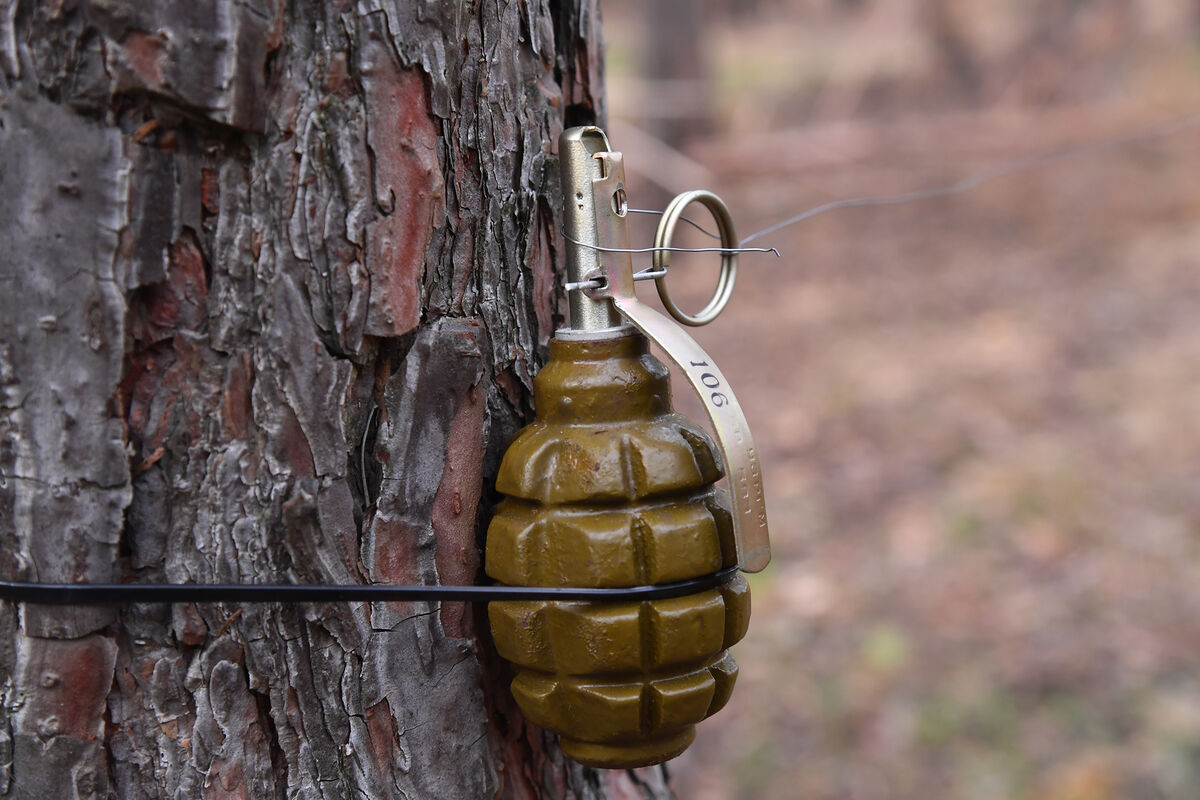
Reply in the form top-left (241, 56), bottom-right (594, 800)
top-left (575, 111), bottom-right (1200, 266)
top-left (739, 109), bottom-right (1200, 244)
top-left (628, 110), bottom-right (1200, 248)
top-left (360, 404), bottom-right (378, 508)
top-left (624, 206), bottom-right (715, 237)
top-left (561, 231), bottom-right (780, 257)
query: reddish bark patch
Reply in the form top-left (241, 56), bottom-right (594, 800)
top-left (128, 282), bottom-right (181, 346)
top-left (132, 119), bottom-right (161, 143)
top-left (433, 381), bottom-right (485, 637)
top-left (528, 197), bottom-right (558, 345)
top-left (363, 698), bottom-right (398, 776)
top-left (276, 403), bottom-right (316, 480)
top-left (127, 233), bottom-right (209, 345)
top-left (119, 31), bottom-right (166, 87)
top-left (494, 367), bottom-right (527, 414)
top-left (323, 52), bottom-right (354, 97)
top-left (177, 604), bottom-right (209, 646)
top-left (536, 77), bottom-right (561, 109)
top-left (121, 342), bottom-right (173, 437)
top-left (221, 354), bottom-right (254, 441)
top-left (503, 730), bottom-right (545, 800)
top-left (201, 168), bottom-right (220, 215)
top-left (169, 235), bottom-right (210, 324)
top-left (205, 758), bottom-right (249, 800)
top-left (19, 635), bottom-right (118, 742)
top-left (476, 612), bottom-right (544, 800)
top-left (568, 41), bottom-right (602, 110)
top-left (362, 65), bottom-right (443, 336)
top-left (123, 233), bottom-right (213, 457)
top-left (264, 0), bottom-right (287, 52)
top-left (369, 516), bottom-right (423, 586)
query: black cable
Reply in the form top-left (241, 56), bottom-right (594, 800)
top-left (0, 566), bottom-right (741, 606)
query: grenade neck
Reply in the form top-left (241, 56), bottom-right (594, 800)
top-left (535, 332), bottom-right (672, 423)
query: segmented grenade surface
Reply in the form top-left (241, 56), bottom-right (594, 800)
top-left (486, 334), bottom-right (751, 768)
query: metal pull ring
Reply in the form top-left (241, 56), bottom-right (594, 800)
top-left (652, 189), bottom-right (739, 327)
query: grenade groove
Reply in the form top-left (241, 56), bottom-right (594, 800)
top-left (486, 334), bottom-right (751, 768)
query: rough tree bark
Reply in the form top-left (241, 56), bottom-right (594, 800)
top-left (0, 1), bottom-right (675, 797)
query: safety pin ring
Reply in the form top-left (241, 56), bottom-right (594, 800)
top-left (652, 190), bottom-right (739, 327)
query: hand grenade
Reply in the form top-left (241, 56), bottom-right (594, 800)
top-left (486, 127), bottom-right (770, 768)
top-left (487, 332), bottom-right (750, 767)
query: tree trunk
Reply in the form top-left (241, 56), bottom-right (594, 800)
top-left (0, 1), bottom-right (674, 797)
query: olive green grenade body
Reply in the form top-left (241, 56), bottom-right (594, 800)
top-left (486, 333), bottom-right (750, 768)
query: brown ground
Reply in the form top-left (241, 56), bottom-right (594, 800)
top-left (606, 3), bottom-right (1200, 797)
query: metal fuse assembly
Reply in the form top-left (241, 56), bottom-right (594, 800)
top-left (484, 126), bottom-right (770, 768)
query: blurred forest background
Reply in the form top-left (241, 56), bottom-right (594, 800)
top-left (599, 1), bottom-right (1200, 798)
